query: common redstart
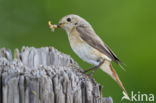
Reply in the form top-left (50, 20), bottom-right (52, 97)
top-left (48, 14), bottom-right (129, 98)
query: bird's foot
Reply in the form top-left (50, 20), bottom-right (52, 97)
top-left (80, 66), bottom-right (98, 78)
top-left (80, 70), bottom-right (93, 78)
top-left (87, 73), bottom-right (94, 78)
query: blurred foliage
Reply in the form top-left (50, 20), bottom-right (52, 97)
top-left (0, 0), bottom-right (156, 102)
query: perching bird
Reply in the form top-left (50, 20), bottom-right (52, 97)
top-left (49, 14), bottom-right (128, 97)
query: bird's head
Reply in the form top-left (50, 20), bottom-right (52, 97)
top-left (57, 14), bottom-right (90, 33)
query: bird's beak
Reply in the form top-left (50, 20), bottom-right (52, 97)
top-left (57, 22), bottom-right (67, 28)
top-left (48, 21), bottom-right (67, 32)
top-left (57, 23), bottom-right (61, 28)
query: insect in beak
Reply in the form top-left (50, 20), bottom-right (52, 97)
top-left (48, 21), bottom-right (67, 32)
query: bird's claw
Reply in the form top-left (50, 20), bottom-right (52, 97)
top-left (87, 73), bottom-right (93, 78)
top-left (80, 71), bottom-right (94, 78)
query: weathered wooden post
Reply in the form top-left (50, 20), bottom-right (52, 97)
top-left (0, 47), bottom-right (113, 103)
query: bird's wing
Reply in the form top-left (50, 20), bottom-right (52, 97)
top-left (76, 25), bottom-right (121, 64)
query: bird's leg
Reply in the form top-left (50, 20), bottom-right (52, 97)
top-left (83, 59), bottom-right (105, 73)
top-left (88, 59), bottom-right (105, 77)
top-left (83, 65), bottom-right (99, 73)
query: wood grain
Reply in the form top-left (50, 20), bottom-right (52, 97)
top-left (0, 47), bottom-right (113, 103)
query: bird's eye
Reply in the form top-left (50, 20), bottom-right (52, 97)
top-left (67, 18), bottom-right (71, 22)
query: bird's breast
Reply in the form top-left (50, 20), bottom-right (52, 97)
top-left (68, 29), bottom-right (106, 65)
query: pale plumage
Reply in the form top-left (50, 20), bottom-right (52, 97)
top-left (51, 14), bottom-right (129, 97)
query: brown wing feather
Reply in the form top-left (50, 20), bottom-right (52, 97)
top-left (76, 25), bottom-right (121, 64)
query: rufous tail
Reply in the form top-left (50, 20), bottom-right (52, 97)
top-left (100, 60), bottom-right (129, 98)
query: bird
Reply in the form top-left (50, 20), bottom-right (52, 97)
top-left (48, 14), bottom-right (129, 97)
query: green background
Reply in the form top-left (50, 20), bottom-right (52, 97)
top-left (0, 0), bottom-right (156, 102)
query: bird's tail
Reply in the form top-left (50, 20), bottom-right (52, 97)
top-left (100, 60), bottom-right (129, 98)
